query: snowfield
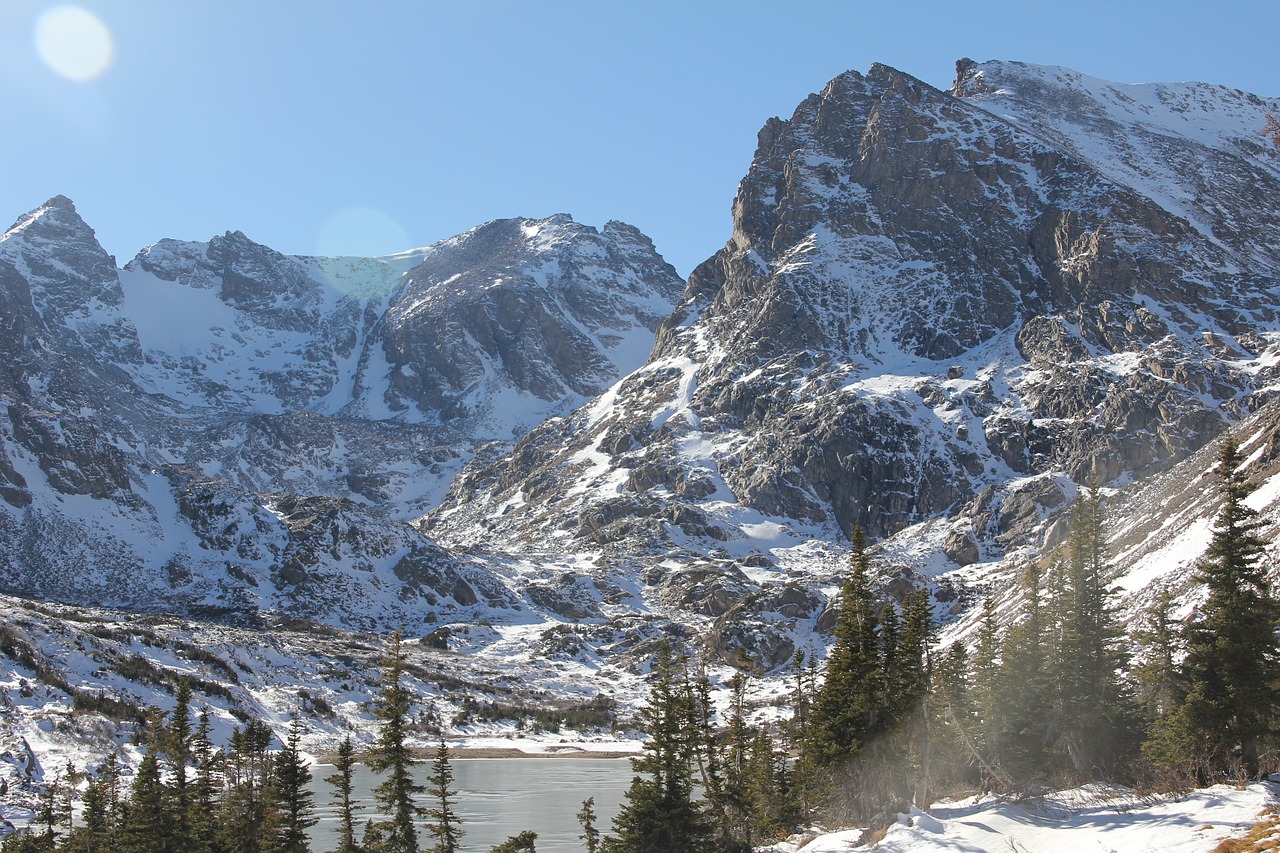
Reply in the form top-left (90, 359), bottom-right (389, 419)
top-left (763, 782), bottom-right (1279, 853)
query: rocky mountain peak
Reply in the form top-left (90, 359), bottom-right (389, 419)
top-left (3, 195), bottom-right (89, 243)
top-left (428, 58), bottom-right (1280, 583)
top-left (0, 195), bottom-right (123, 311)
top-left (362, 213), bottom-right (684, 430)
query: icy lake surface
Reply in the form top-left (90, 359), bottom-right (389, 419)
top-left (307, 757), bottom-right (633, 852)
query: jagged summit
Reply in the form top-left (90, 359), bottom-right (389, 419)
top-left (0, 197), bottom-right (684, 626)
top-left (423, 60), bottom-right (1280, 673)
top-left (1, 194), bottom-right (114, 273)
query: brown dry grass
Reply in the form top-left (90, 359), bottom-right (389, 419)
top-left (1210, 808), bottom-right (1280, 853)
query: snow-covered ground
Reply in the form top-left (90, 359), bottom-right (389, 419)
top-left (763, 782), bottom-right (1279, 853)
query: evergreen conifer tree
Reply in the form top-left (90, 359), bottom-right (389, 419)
top-left (164, 682), bottom-right (195, 852)
top-left (424, 738), bottom-right (463, 853)
top-left (1131, 584), bottom-right (1182, 723)
top-left (1046, 488), bottom-right (1139, 781)
top-left (811, 525), bottom-right (882, 768)
top-left (73, 769), bottom-right (111, 853)
top-left (189, 708), bottom-right (221, 853)
top-left (220, 720), bottom-right (273, 853)
top-left (119, 747), bottom-right (172, 853)
top-left (1179, 436), bottom-right (1280, 780)
top-left (326, 736), bottom-right (360, 853)
top-left (603, 641), bottom-right (710, 853)
top-left (487, 831), bottom-right (537, 852)
top-left (993, 564), bottom-right (1051, 785)
top-left (264, 717), bottom-right (315, 853)
top-left (367, 630), bottom-right (426, 853)
top-left (577, 797), bottom-right (600, 853)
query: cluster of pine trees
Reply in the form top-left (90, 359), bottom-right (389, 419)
top-left (597, 437), bottom-right (1280, 850)
top-left (0, 631), bottom-right (505, 853)
top-left (1, 681), bottom-right (319, 853)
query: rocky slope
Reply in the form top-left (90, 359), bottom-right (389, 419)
top-left (422, 59), bottom-right (1280, 666)
top-left (0, 197), bottom-right (683, 626)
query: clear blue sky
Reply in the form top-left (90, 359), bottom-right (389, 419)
top-left (3, 1), bottom-right (1277, 277)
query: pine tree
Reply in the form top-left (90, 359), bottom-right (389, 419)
top-left (487, 831), bottom-right (537, 852)
top-left (785, 651), bottom-right (820, 821)
top-left (220, 720), bottom-right (274, 853)
top-left (928, 642), bottom-right (976, 794)
top-left (577, 797), bottom-right (600, 853)
top-left (189, 708), bottom-right (221, 853)
top-left (1131, 584), bottom-right (1182, 723)
top-left (895, 588), bottom-right (935, 806)
top-left (811, 525), bottom-right (882, 768)
top-left (264, 717), bottom-right (315, 853)
top-left (119, 747), bottom-right (172, 853)
top-left (165, 682), bottom-right (195, 852)
top-left (1045, 488), bottom-right (1139, 782)
top-left (688, 670), bottom-right (740, 853)
top-left (33, 773), bottom-right (62, 851)
top-left (1179, 436), bottom-right (1280, 780)
top-left (367, 630), bottom-right (426, 853)
top-left (714, 672), bottom-right (756, 852)
top-left (424, 738), bottom-right (463, 853)
top-left (602, 641), bottom-right (711, 853)
top-left (72, 769), bottom-right (110, 853)
top-left (993, 563), bottom-right (1051, 786)
top-left (326, 736), bottom-right (360, 853)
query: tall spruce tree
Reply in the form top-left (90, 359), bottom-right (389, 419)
top-left (220, 719), bottom-right (274, 853)
top-left (119, 747), bottom-right (172, 853)
top-left (264, 717), bottom-right (315, 853)
top-left (367, 630), bottom-right (426, 853)
top-left (993, 563), bottom-right (1051, 785)
top-left (1132, 584), bottom-right (1182, 722)
top-left (1179, 436), bottom-right (1280, 780)
top-left (326, 737), bottom-right (360, 853)
top-left (424, 738), bottom-right (463, 853)
top-left (1046, 488), bottom-right (1139, 781)
top-left (967, 599), bottom-right (1004, 787)
top-left (811, 525), bottom-right (882, 768)
top-left (603, 641), bottom-right (711, 853)
top-left (189, 708), bottom-right (221, 853)
top-left (577, 797), bottom-right (601, 853)
top-left (164, 682), bottom-right (195, 852)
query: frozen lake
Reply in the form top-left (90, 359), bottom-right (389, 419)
top-left (307, 756), bottom-right (634, 852)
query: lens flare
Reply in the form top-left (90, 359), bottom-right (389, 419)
top-left (34, 6), bottom-right (115, 83)
top-left (316, 207), bottom-right (411, 258)
top-left (314, 207), bottom-right (414, 296)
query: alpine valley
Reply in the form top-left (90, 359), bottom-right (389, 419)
top-left (3, 58), bottom-right (1280, 815)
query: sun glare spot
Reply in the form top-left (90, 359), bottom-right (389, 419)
top-left (313, 207), bottom-right (413, 296)
top-left (34, 6), bottom-right (114, 83)
top-left (316, 207), bottom-right (411, 259)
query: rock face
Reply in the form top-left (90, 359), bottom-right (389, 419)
top-left (423, 60), bottom-right (1280, 665)
top-left (0, 199), bottom-right (683, 627)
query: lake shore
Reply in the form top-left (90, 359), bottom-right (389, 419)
top-left (314, 744), bottom-right (640, 763)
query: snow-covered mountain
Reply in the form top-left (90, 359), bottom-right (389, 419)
top-left (423, 59), bottom-right (1280, 666)
top-left (2, 57), bottom-right (1280, 790)
top-left (0, 196), bottom-right (683, 626)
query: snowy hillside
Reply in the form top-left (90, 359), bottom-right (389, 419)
top-left (764, 783), bottom-right (1279, 853)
